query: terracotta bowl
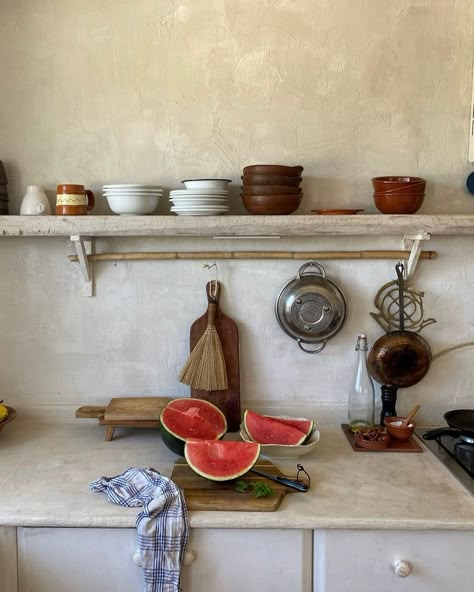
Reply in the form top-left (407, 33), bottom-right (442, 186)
top-left (241, 193), bottom-right (302, 215)
top-left (242, 174), bottom-right (303, 187)
top-left (372, 176), bottom-right (426, 192)
top-left (243, 164), bottom-right (304, 177)
top-left (373, 192), bottom-right (424, 214)
top-left (242, 184), bottom-right (302, 196)
top-left (384, 416), bottom-right (416, 441)
top-left (0, 407), bottom-right (17, 432)
top-left (354, 426), bottom-right (390, 450)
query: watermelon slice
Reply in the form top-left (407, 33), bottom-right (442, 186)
top-left (243, 410), bottom-right (309, 445)
top-left (185, 439), bottom-right (260, 481)
top-left (262, 414), bottom-right (314, 438)
top-left (160, 398), bottom-right (227, 456)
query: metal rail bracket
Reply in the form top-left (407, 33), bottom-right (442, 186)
top-left (70, 235), bottom-right (94, 297)
top-left (402, 232), bottom-right (431, 282)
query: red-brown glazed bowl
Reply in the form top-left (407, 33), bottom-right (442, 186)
top-left (372, 176), bottom-right (426, 193)
top-left (242, 174), bottom-right (303, 187)
top-left (373, 192), bottom-right (424, 214)
top-left (243, 164), bottom-right (304, 177)
top-left (241, 193), bottom-right (302, 215)
top-left (243, 184), bottom-right (302, 196)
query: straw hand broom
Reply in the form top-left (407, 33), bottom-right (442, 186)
top-left (179, 280), bottom-right (229, 391)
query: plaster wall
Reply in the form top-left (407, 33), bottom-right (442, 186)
top-left (0, 1), bottom-right (473, 424)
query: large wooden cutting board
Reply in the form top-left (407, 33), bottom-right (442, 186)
top-left (171, 459), bottom-right (298, 511)
top-left (190, 281), bottom-right (241, 432)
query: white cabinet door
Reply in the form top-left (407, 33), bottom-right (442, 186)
top-left (182, 528), bottom-right (312, 592)
top-left (18, 527), bottom-right (311, 592)
top-left (0, 527), bottom-right (18, 592)
top-left (314, 529), bottom-right (474, 592)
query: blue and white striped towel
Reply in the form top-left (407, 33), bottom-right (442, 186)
top-left (91, 467), bottom-right (189, 592)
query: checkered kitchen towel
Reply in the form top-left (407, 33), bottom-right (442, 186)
top-left (91, 467), bottom-right (189, 592)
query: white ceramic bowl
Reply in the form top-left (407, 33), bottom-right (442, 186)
top-left (105, 194), bottom-right (160, 215)
top-left (240, 424), bottom-right (320, 459)
top-left (181, 178), bottom-right (231, 190)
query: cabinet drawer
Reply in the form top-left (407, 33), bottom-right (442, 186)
top-left (313, 529), bottom-right (474, 592)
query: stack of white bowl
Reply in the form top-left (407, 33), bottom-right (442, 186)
top-left (169, 179), bottom-right (231, 216)
top-left (103, 184), bottom-right (163, 215)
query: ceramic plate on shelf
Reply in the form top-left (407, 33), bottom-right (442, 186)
top-left (239, 424), bottom-right (320, 459)
top-left (169, 189), bottom-right (229, 196)
top-left (311, 209), bottom-right (364, 215)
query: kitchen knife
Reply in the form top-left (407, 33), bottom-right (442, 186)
top-left (249, 468), bottom-right (310, 492)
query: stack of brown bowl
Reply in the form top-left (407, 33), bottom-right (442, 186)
top-left (241, 164), bottom-right (304, 215)
top-left (0, 161), bottom-right (8, 215)
top-left (372, 176), bottom-right (426, 214)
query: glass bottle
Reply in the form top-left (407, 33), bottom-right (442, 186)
top-left (348, 333), bottom-right (375, 432)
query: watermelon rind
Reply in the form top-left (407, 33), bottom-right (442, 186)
top-left (160, 398), bottom-right (227, 456)
top-left (184, 439), bottom-right (261, 481)
top-left (243, 409), bottom-right (308, 445)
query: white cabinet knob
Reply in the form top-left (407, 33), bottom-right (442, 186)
top-left (393, 559), bottom-right (412, 578)
top-left (183, 549), bottom-right (196, 566)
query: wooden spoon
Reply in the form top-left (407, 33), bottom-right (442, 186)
top-left (402, 404), bottom-right (420, 427)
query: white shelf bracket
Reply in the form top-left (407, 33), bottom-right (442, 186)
top-left (70, 235), bottom-right (94, 297)
top-left (402, 232), bottom-right (431, 283)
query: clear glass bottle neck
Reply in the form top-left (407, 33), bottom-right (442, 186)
top-left (355, 336), bottom-right (368, 352)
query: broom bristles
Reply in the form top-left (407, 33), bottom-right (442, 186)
top-left (179, 325), bottom-right (229, 391)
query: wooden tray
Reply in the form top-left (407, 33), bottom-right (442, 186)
top-left (76, 396), bottom-right (171, 441)
top-left (171, 459), bottom-right (301, 511)
top-left (341, 424), bottom-right (423, 452)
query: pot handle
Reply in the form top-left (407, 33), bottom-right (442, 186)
top-left (297, 261), bottom-right (326, 279)
top-left (297, 339), bottom-right (326, 354)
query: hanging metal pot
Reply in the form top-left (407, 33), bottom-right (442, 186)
top-left (275, 261), bottom-right (347, 354)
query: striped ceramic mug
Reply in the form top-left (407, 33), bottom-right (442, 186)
top-left (56, 184), bottom-right (95, 215)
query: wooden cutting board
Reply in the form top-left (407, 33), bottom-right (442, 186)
top-left (171, 459), bottom-right (300, 511)
top-left (76, 396), bottom-right (171, 441)
top-left (190, 281), bottom-right (241, 432)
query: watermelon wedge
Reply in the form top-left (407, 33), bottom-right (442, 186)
top-left (243, 410), bottom-right (310, 445)
top-left (185, 439), bottom-right (260, 481)
top-left (160, 398), bottom-right (227, 456)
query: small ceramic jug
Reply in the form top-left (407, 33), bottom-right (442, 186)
top-left (20, 185), bottom-right (52, 216)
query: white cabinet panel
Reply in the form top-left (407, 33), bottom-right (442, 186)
top-left (313, 529), bottom-right (474, 592)
top-left (18, 527), bottom-right (311, 592)
top-left (182, 528), bottom-right (312, 592)
top-left (0, 527), bottom-right (18, 592)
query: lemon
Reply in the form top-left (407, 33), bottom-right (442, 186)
top-left (0, 401), bottom-right (8, 422)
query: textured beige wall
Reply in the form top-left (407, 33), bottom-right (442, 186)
top-left (1, 1), bottom-right (474, 424)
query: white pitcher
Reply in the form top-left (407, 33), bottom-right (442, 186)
top-left (20, 185), bottom-right (52, 215)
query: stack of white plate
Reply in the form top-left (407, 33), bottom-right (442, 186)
top-left (169, 179), bottom-right (230, 216)
top-left (103, 184), bottom-right (163, 215)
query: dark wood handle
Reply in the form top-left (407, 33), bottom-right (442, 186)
top-left (206, 280), bottom-right (220, 304)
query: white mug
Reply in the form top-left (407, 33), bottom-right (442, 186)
top-left (20, 185), bottom-right (52, 216)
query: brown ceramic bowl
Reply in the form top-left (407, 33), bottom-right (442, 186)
top-left (373, 192), bottom-right (424, 214)
top-left (372, 176), bottom-right (426, 192)
top-left (384, 416), bottom-right (416, 441)
top-left (242, 174), bottom-right (303, 187)
top-left (0, 407), bottom-right (17, 432)
top-left (241, 193), bottom-right (302, 215)
top-left (243, 164), bottom-right (304, 177)
top-left (354, 426), bottom-right (390, 450)
top-left (242, 184), bottom-right (302, 196)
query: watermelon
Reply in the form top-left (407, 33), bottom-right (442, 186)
top-left (160, 398), bottom-right (227, 456)
top-left (243, 409), bottom-right (310, 445)
top-left (185, 439), bottom-right (260, 481)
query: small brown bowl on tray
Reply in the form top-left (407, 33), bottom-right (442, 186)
top-left (384, 416), bottom-right (416, 441)
top-left (354, 426), bottom-right (390, 450)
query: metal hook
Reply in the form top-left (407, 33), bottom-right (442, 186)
top-left (204, 261), bottom-right (218, 297)
top-left (296, 464), bottom-right (310, 488)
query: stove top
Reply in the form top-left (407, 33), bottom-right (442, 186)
top-left (415, 428), bottom-right (474, 495)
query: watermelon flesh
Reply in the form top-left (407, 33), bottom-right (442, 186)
top-left (160, 398), bottom-right (227, 456)
top-left (244, 410), bottom-right (310, 445)
top-left (185, 440), bottom-right (260, 481)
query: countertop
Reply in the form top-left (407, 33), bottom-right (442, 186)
top-left (1, 417), bottom-right (474, 530)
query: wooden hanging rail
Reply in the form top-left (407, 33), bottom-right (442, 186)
top-left (68, 250), bottom-right (437, 262)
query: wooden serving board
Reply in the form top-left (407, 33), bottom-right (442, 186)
top-left (341, 424), bottom-right (423, 452)
top-left (190, 282), bottom-right (241, 432)
top-left (171, 459), bottom-right (299, 511)
top-left (76, 396), bottom-right (171, 441)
